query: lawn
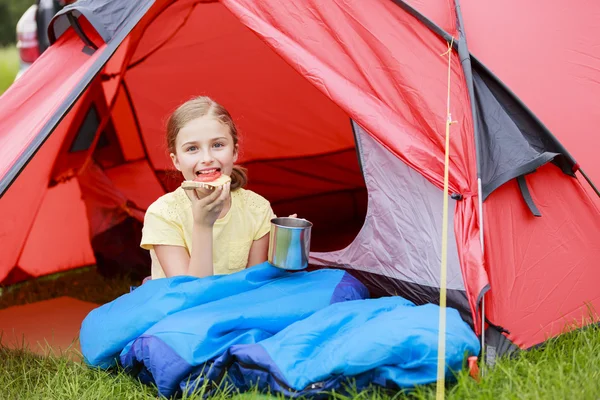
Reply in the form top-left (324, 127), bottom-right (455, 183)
top-left (0, 45), bottom-right (18, 95)
top-left (1, 268), bottom-right (600, 399)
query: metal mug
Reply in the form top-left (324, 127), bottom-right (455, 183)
top-left (268, 217), bottom-right (313, 270)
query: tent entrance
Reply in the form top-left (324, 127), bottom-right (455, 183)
top-left (245, 147), bottom-right (368, 253)
top-left (105, 1), bottom-right (370, 253)
top-left (5, 0), bottom-right (370, 285)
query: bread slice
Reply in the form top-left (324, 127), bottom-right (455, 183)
top-left (181, 174), bottom-right (231, 190)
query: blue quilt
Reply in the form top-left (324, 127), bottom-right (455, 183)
top-left (80, 262), bottom-right (479, 398)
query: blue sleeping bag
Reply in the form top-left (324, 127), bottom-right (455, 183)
top-left (103, 265), bottom-right (367, 398)
top-left (207, 297), bottom-right (480, 398)
top-left (81, 262), bottom-right (479, 398)
top-left (119, 268), bottom-right (367, 397)
top-left (80, 263), bottom-right (292, 368)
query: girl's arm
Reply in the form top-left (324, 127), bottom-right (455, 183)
top-left (154, 224), bottom-right (213, 277)
top-left (155, 183), bottom-right (231, 278)
top-left (153, 245), bottom-right (190, 277)
top-left (246, 233), bottom-right (270, 268)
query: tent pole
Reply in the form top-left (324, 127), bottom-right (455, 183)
top-left (579, 168), bottom-right (600, 198)
top-left (478, 178), bottom-right (485, 375)
top-left (452, 0), bottom-right (487, 374)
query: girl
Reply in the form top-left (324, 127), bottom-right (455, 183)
top-left (141, 96), bottom-right (286, 279)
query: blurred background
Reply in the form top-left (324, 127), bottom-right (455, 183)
top-left (0, 0), bottom-right (75, 94)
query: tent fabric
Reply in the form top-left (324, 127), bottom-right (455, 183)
top-left (19, 179), bottom-right (94, 276)
top-left (0, 0), bottom-right (598, 361)
top-left (310, 122), bottom-right (472, 324)
top-left (0, 80), bottom-right (92, 283)
top-left (77, 160), bottom-right (150, 280)
top-left (220, 0), bottom-right (486, 328)
top-left (460, 0), bottom-right (600, 188)
top-left (49, 0), bottom-right (153, 44)
top-left (404, 0), bottom-right (600, 351)
top-left (103, 160), bottom-right (165, 212)
top-left (406, 0), bottom-right (600, 185)
top-left (210, 298), bottom-right (479, 398)
top-left (102, 86), bottom-right (146, 162)
top-left (472, 63), bottom-right (576, 200)
top-left (222, 0), bottom-right (478, 193)
top-left (312, 122), bottom-right (464, 291)
top-left (125, 1), bottom-right (357, 170)
top-left (0, 297), bottom-right (99, 359)
top-left (483, 164), bottom-right (600, 350)
top-left (0, 25), bottom-right (104, 194)
top-left (77, 161), bottom-right (134, 236)
top-left (390, 1), bottom-right (581, 200)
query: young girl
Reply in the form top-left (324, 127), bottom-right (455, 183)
top-left (140, 96), bottom-right (284, 279)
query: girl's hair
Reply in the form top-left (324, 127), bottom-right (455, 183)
top-left (166, 96), bottom-right (248, 190)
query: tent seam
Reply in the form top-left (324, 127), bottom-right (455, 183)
top-left (120, 79), bottom-right (169, 193)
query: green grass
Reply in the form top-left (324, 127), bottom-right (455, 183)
top-left (0, 45), bottom-right (19, 95)
top-left (2, 268), bottom-right (600, 399)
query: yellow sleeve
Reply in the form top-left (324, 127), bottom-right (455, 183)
top-left (253, 200), bottom-right (276, 241)
top-left (140, 207), bottom-right (186, 250)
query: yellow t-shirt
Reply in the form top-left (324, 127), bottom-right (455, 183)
top-left (140, 187), bottom-right (275, 279)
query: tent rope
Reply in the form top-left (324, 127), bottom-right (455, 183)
top-left (436, 38), bottom-right (457, 400)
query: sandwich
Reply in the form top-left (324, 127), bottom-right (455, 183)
top-left (181, 169), bottom-right (231, 191)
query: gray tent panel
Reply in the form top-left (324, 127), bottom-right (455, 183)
top-left (472, 61), bottom-right (576, 200)
top-left (392, 0), bottom-right (580, 202)
top-left (484, 326), bottom-right (519, 365)
top-left (311, 122), bottom-right (472, 324)
top-left (49, 0), bottom-right (154, 44)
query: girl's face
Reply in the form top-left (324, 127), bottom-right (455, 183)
top-left (170, 116), bottom-right (238, 182)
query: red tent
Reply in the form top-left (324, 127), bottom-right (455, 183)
top-left (1, 0), bottom-right (599, 362)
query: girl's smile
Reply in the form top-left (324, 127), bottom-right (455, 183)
top-left (170, 115), bottom-right (238, 182)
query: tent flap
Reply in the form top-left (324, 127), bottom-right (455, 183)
top-left (472, 60), bottom-right (576, 200)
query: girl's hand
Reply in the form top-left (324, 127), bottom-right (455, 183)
top-left (186, 182), bottom-right (231, 227)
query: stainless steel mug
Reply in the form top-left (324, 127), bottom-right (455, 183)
top-left (268, 217), bottom-right (313, 270)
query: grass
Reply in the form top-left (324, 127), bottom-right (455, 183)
top-left (0, 45), bottom-right (18, 95)
top-left (2, 268), bottom-right (600, 399)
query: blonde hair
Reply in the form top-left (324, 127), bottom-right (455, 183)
top-left (166, 96), bottom-right (247, 190)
